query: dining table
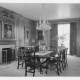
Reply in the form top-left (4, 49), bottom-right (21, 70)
top-left (35, 51), bottom-right (55, 58)
top-left (34, 50), bottom-right (56, 74)
top-left (34, 50), bottom-right (55, 65)
top-left (23, 46), bottom-right (56, 74)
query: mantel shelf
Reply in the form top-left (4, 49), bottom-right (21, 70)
top-left (0, 39), bottom-right (17, 41)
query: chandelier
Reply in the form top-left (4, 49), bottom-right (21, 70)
top-left (36, 4), bottom-right (51, 31)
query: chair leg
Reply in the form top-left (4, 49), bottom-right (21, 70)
top-left (33, 66), bottom-right (35, 76)
top-left (62, 61), bottom-right (64, 70)
top-left (50, 64), bottom-right (53, 71)
top-left (25, 65), bottom-right (27, 76)
top-left (45, 68), bottom-right (48, 74)
top-left (59, 62), bottom-right (62, 73)
top-left (65, 59), bottom-right (68, 67)
top-left (40, 65), bottom-right (43, 74)
top-left (17, 61), bottom-right (19, 69)
top-left (64, 62), bottom-right (66, 69)
top-left (33, 73), bottom-right (35, 76)
top-left (63, 59), bottom-right (68, 69)
top-left (22, 62), bottom-right (24, 67)
top-left (56, 63), bottom-right (60, 76)
top-left (45, 64), bottom-right (48, 74)
top-left (66, 61), bottom-right (68, 66)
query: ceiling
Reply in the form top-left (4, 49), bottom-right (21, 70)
top-left (0, 3), bottom-right (80, 21)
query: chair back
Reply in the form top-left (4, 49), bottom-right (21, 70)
top-left (39, 40), bottom-right (47, 51)
top-left (35, 45), bottom-right (39, 52)
top-left (24, 47), bottom-right (35, 63)
top-left (61, 48), bottom-right (68, 60)
top-left (17, 47), bottom-right (25, 60)
top-left (64, 48), bottom-right (68, 59)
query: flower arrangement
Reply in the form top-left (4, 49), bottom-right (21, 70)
top-left (53, 33), bottom-right (68, 50)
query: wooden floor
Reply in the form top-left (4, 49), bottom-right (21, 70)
top-left (0, 55), bottom-right (80, 77)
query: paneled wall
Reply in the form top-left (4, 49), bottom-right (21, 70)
top-left (0, 6), bottom-right (36, 46)
top-left (0, 18), bottom-right (36, 46)
top-left (44, 30), bottom-right (50, 46)
top-left (1, 5), bottom-right (80, 59)
top-left (0, 17), bottom-right (16, 45)
top-left (69, 21), bottom-right (80, 57)
top-left (76, 21), bottom-right (80, 57)
top-left (0, 7), bottom-right (36, 63)
top-left (50, 23), bottom-right (58, 50)
top-left (18, 20), bottom-right (36, 46)
top-left (0, 21), bottom-right (2, 39)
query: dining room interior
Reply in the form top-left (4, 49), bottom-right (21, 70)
top-left (0, 2), bottom-right (80, 77)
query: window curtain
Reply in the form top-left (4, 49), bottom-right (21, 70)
top-left (70, 22), bottom-right (77, 55)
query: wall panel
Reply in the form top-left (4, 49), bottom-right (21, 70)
top-left (76, 21), bottom-right (80, 57)
top-left (50, 23), bottom-right (58, 51)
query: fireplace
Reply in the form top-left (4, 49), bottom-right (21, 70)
top-left (0, 44), bottom-right (15, 63)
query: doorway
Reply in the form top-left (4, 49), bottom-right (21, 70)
top-left (58, 23), bottom-right (70, 54)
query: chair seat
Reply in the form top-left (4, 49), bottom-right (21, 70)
top-left (26, 60), bottom-right (41, 67)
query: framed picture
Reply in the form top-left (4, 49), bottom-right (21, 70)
top-left (24, 26), bottom-right (29, 42)
top-left (2, 21), bottom-right (15, 39)
top-left (38, 30), bottom-right (44, 40)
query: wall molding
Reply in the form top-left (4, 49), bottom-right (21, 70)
top-left (50, 17), bottom-right (80, 24)
top-left (0, 6), bottom-right (33, 24)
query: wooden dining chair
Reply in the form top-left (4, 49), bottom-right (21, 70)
top-left (38, 57), bottom-right (49, 74)
top-left (17, 47), bottom-right (25, 69)
top-left (61, 48), bottom-right (68, 70)
top-left (48, 51), bottom-right (62, 75)
top-left (24, 47), bottom-right (42, 76)
top-left (46, 46), bottom-right (62, 75)
top-left (65, 48), bottom-right (68, 67)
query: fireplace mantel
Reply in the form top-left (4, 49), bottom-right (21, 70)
top-left (0, 39), bottom-right (16, 45)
